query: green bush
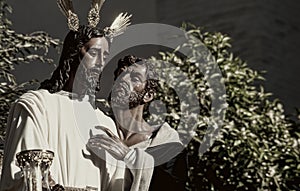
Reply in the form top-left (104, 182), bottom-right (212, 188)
top-left (1, 0), bottom-right (299, 189)
top-left (0, 0), bottom-right (59, 144)
top-left (153, 23), bottom-right (300, 190)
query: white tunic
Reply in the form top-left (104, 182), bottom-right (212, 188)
top-left (0, 89), bottom-right (181, 191)
top-left (0, 89), bottom-right (121, 190)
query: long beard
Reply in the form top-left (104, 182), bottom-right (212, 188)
top-left (75, 65), bottom-right (101, 101)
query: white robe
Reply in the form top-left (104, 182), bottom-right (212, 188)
top-left (0, 90), bottom-right (125, 190)
top-left (0, 89), bottom-right (181, 191)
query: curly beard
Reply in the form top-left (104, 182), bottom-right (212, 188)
top-left (111, 81), bottom-right (146, 109)
top-left (74, 64), bottom-right (101, 103)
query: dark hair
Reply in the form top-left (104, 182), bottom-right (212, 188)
top-left (39, 26), bottom-right (105, 93)
top-left (115, 55), bottom-right (159, 94)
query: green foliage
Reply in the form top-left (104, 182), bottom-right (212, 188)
top-left (154, 23), bottom-right (300, 190)
top-left (1, 1), bottom-right (299, 189)
top-left (0, 0), bottom-right (60, 143)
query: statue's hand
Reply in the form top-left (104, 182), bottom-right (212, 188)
top-left (87, 127), bottom-right (130, 160)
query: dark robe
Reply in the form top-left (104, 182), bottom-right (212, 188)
top-left (147, 142), bottom-right (188, 191)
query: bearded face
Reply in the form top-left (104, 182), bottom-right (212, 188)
top-left (75, 64), bottom-right (101, 99)
top-left (73, 37), bottom-right (109, 100)
top-left (111, 79), bottom-right (146, 109)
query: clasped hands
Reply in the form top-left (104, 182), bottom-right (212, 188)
top-left (87, 126), bottom-right (130, 161)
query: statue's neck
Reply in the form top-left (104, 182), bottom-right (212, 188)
top-left (115, 107), bottom-right (154, 146)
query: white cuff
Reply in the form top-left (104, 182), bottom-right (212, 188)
top-left (123, 149), bottom-right (137, 168)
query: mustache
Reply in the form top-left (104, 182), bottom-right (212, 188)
top-left (88, 67), bottom-right (101, 74)
top-left (74, 65), bottom-right (102, 98)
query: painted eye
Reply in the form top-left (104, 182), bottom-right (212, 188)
top-left (132, 77), bottom-right (140, 82)
top-left (130, 73), bottom-right (140, 82)
top-left (88, 49), bottom-right (99, 57)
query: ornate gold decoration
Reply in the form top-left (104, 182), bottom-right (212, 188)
top-left (56, 0), bottom-right (131, 38)
top-left (104, 13), bottom-right (132, 38)
top-left (57, 0), bottom-right (79, 31)
top-left (16, 149), bottom-right (54, 169)
top-left (88, 0), bottom-right (106, 28)
top-left (16, 150), bottom-right (55, 191)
